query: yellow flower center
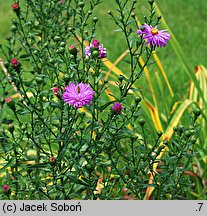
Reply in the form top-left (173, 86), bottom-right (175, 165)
top-left (151, 29), bottom-right (158, 35)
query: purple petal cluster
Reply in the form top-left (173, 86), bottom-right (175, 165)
top-left (85, 39), bottom-right (107, 58)
top-left (112, 102), bottom-right (123, 114)
top-left (137, 23), bottom-right (170, 48)
top-left (51, 86), bottom-right (60, 96)
top-left (62, 82), bottom-right (94, 109)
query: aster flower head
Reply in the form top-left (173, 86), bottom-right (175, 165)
top-left (5, 97), bottom-right (15, 110)
top-left (3, 184), bottom-right (10, 192)
top-left (91, 39), bottom-right (100, 48)
top-left (98, 45), bottom-right (107, 58)
top-left (84, 39), bottom-right (107, 59)
top-left (85, 46), bottom-right (91, 58)
top-left (10, 58), bottom-right (19, 67)
top-left (5, 97), bottom-right (12, 103)
top-left (50, 156), bottom-right (56, 164)
top-left (112, 102), bottom-right (123, 114)
top-left (69, 45), bottom-right (78, 56)
top-left (51, 86), bottom-right (60, 96)
top-left (12, 3), bottom-right (19, 10)
top-left (137, 23), bottom-right (170, 48)
top-left (62, 82), bottom-right (94, 109)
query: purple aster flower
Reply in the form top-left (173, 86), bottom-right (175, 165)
top-left (91, 39), bottom-right (100, 48)
top-left (3, 184), bottom-right (10, 192)
top-left (137, 23), bottom-right (170, 48)
top-left (62, 82), bottom-right (94, 109)
top-left (112, 102), bottom-right (123, 114)
top-left (85, 46), bottom-right (91, 58)
top-left (98, 45), bottom-right (107, 58)
top-left (51, 86), bottom-right (60, 96)
top-left (10, 58), bottom-right (19, 67)
top-left (84, 39), bottom-right (107, 59)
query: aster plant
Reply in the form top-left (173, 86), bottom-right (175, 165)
top-left (0, 0), bottom-right (199, 200)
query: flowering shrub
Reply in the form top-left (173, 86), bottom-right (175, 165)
top-left (0, 0), bottom-right (200, 200)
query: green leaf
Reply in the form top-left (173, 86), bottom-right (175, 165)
top-left (19, 53), bottom-right (31, 59)
top-left (0, 158), bottom-right (14, 174)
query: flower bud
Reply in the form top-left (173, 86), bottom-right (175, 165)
top-left (135, 96), bottom-right (141, 104)
top-left (92, 50), bottom-right (99, 58)
top-left (131, 12), bottom-right (136, 18)
top-left (108, 10), bottom-right (112, 15)
top-left (68, 27), bottom-right (73, 31)
top-left (35, 76), bottom-right (44, 84)
top-left (85, 163), bottom-right (94, 171)
top-left (138, 118), bottom-right (145, 126)
top-left (118, 75), bottom-right (124, 82)
top-left (184, 130), bottom-right (191, 138)
top-left (63, 74), bottom-right (70, 83)
top-left (178, 125), bottom-right (184, 134)
top-left (190, 137), bottom-right (197, 144)
top-left (49, 156), bottom-right (56, 164)
top-left (91, 39), bottom-right (99, 48)
top-left (157, 131), bottom-right (163, 137)
top-left (10, 58), bottom-right (19, 67)
top-left (163, 139), bottom-right (169, 145)
top-left (33, 50), bottom-right (38, 55)
top-left (51, 86), bottom-right (60, 96)
top-left (11, 25), bottom-right (17, 32)
top-left (60, 42), bottom-right (66, 47)
top-left (78, 2), bottom-right (85, 8)
top-left (193, 108), bottom-right (201, 117)
top-left (173, 126), bottom-right (178, 132)
top-left (148, 0), bottom-right (154, 6)
top-left (141, 26), bottom-right (145, 31)
top-left (92, 17), bottom-right (98, 23)
top-left (8, 124), bottom-right (15, 134)
top-left (5, 97), bottom-right (12, 103)
top-left (3, 184), bottom-right (10, 193)
top-left (157, 15), bottom-right (162, 21)
top-left (54, 36), bottom-right (61, 42)
top-left (68, 45), bottom-right (78, 56)
top-left (104, 78), bottom-right (108, 84)
top-left (112, 102), bottom-right (123, 114)
top-left (5, 97), bottom-right (16, 111)
top-left (12, 3), bottom-right (19, 11)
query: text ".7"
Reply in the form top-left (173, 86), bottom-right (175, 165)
top-left (196, 203), bottom-right (203, 212)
